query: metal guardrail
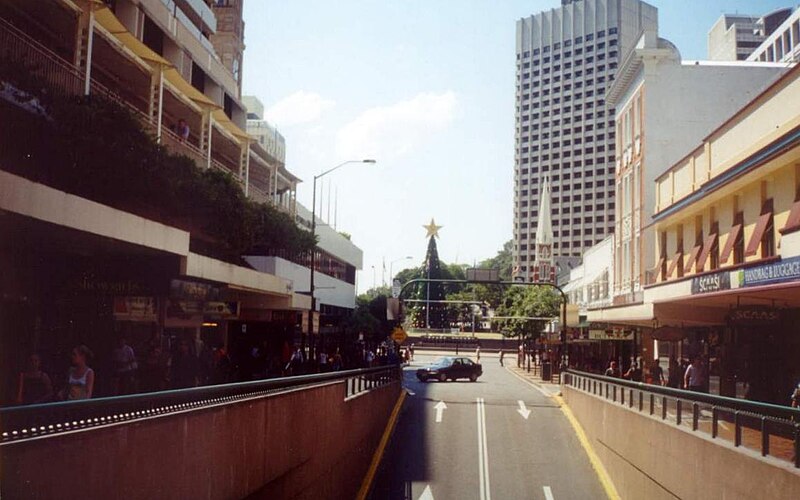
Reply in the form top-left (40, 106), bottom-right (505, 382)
top-left (564, 370), bottom-right (800, 467)
top-left (1, 365), bottom-right (400, 444)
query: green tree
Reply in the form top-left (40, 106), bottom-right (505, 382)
top-left (494, 286), bottom-right (561, 339)
top-left (479, 240), bottom-right (513, 281)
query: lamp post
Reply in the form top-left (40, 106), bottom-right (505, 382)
top-left (389, 256), bottom-right (413, 284)
top-left (306, 159), bottom-right (376, 361)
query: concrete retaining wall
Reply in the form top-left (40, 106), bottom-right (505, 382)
top-left (1, 381), bottom-right (401, 500)
top-left (563, 385), bottom-right (800, 499)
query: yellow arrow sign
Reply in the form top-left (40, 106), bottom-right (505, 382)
top-left (391, 326), bottom-right (408, 344)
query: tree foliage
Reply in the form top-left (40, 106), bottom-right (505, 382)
top-left (494, 286), bottom-right (561, 339)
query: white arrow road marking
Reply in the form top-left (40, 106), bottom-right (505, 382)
top-left (434, 401), bottom-right (447, 423)
top-left (418, 484), bottom-right (434, 500)
top-left (476, 397), bottom-right (491, 500)
top-left (543, 485), bottom-right (554, 500)
top-left (517, 400), bottom-right (531, 420)
top-left (406, 389), bottom-right (416, 396)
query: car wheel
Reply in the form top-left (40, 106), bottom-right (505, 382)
top-left (438, 373), bottom-right (447, 383)
top-left (469, 373), bottom-right (478, 382)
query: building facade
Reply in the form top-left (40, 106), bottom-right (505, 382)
top-left (513, 0), bottom-right (658, 280)
top-left (605, 28), bottom-right (786, 309)
top-left (645, 63), bottom-right (800, 402)
top-left (706, 10), bottom-right (792, 61)
top-left (747, 7), bottom-right (800, 63)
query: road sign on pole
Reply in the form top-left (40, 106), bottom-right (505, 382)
top-left (391, 326), bottom-right (408, 344)
top-left (392, 279), bottom-right (401, 298)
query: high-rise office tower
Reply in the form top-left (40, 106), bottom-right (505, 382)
top-left (707, 9), bottom-right (792, 61)
top-left (513, 0), bottom-right (657, 280)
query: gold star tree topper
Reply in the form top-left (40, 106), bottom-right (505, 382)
top-left (423, 218), bottom-right (443, 239)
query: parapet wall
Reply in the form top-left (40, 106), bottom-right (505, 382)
top-left (1, 381), bottom-right (401, 500)
top-left (562, 384), bottom-right (800, 499)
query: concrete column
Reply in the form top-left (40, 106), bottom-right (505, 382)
top-left (241, 143), bottom-right (250, 195)
top-left (73, 3), bottom-right (95, 95)
top-left (201, 110), bottom-right (213, 169)
top-left (149, 65), bottom-right (165, 143)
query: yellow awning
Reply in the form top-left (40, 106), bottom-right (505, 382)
top-left (94, 7), bottom-right (170, 67)
top-left (163, 68), bottom-right (218, 109)
top-left (213, 109), bottom-right (251, 142)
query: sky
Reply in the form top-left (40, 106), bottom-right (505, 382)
top-left (241, 0), bottom-right (794, 293)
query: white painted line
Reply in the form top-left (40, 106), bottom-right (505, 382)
top-left (434, 401), bottom-right (447, 423)
top-left (477, 397), bottom-right (491, 500)
top-left (517, 400), bottom-right (531, 419)
top-left (418, 484), bottom-right (434, 500)
top-left (543, 485), bottom-right (554, 500)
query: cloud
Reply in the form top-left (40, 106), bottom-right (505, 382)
top-left (336, 91), bottom-right (458, 160)
top-left (265, 91), bottom-right (335, 127)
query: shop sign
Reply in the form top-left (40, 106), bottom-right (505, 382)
top-left (691, 272), bottom-right (730, 295)
top-left (78, 276), bottom-right (151, 295)
top-left (738, 256), bottom-right (800, 287)
top-left (728, 306), bottom-right (781, 326)
top-left (203, 301), bottom-right (240, 319)
top-left (169, 279), bottom-right (221, 301)
top-left (167, 300), bottom-right (204, 318)
top-left (113, 296), bottom-right (157, 322)
top-left (588, 329), bottom-right (635, 341)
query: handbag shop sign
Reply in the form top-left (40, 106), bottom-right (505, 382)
top-left (738, 256), bottom-right (800, 287)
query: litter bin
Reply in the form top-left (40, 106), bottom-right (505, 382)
top-left (542, 361), bottom-right (552, 382)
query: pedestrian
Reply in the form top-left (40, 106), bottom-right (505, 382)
top-left (16, 353), bottom-right (53, 405)
top-left (409, 343), bottom-right (415, 361)
top-left (332, 349), bottom-right (343, 371)
top-left (60, 345), bottom-right (95, 400)
top-left (365, 350), bottom-right (375, 367)
top-left (518, 345), bottom-right (524, 368)
top-left (667, 357), bottom-right (681, 388)
top-left (170, 340), bottom-right (199, 389)
top-left (112, 336), bottom-right (137, 395)
top-left (684, 357), bottom-right (706, 392)
top-left (624, 361), bottom-right (642, 382)
top-left (499, 350), bottom-right (505, 366)
top-left (790, 381), bottom-right (800, 408)
top-left (140, 343), bottom-right (169, 393)
top-left (319, 351), bottom-right (329, 372)
top-left (604, 360), bottom-right (620, 378)
top-left (650, 361), bottom-right (665, 386)
top-left (176, 118), bottom-right (190, 142)
top-left (475, 345), bottom-right (481, 363)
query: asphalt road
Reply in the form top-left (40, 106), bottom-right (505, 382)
top-left (369, 353), bottom-right (607, 500)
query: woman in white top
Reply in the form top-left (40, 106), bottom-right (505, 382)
top-left (61, 345), bottom-right (95, 400)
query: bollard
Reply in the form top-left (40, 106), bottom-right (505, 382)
top-left (734, 411), bottom-right (742, 447)
top-left (692, 402), bottom-right (699, 431)
top-left (649, 393), bottom-right (654, 415)
top-left (712, 407), bottom-right (718, 438)
top-left (677, 399), bottom-right (682, 426)
top-left (761, 417), bottom-right (769, 457)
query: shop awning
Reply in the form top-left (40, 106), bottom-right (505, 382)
top-left (719, 224), bottom-right (741, 263)
top-left (212, 109), bottom-right (250, 143)
top-left (666, 251), bottom-right (682, 278)
top-left (745, 213), bottom-right (772, 256)
top-left (586, 302), bottom-right (654, 325)
top-left (684, 245), bottom-right (702, 274)
top-left (781, 200), bottom-right (800, 234)
top-left (696, 233), bottom-right (717, 270)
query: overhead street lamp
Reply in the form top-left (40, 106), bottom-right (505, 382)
top-left (389, 256), bottom-right (413, 284)
top-left (306, 159), bottom-right (376, 361)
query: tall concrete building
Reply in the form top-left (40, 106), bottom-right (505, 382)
top-left (747, 8), bottom-right (800, 63)
top-left (707, 9), bottom-right (792, 61)
top-left (513, 0), bottom-right (658, 280)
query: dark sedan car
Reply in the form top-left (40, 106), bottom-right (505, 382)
top-left (416, 356), bottom-right (482, 382)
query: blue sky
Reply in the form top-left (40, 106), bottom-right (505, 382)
top-left (241, 0), bottom-right (793, 292)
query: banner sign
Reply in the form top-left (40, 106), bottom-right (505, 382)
top-left (169, 279), bottom-right (221, 301)
top-left (728, 306), bottom-right (781, 326)
top-left (738, 256), bottom-right (800, 287)
top-left (588, 329), bottom-right (635, 341)
top-left (113, 296), bottom-right (157, 322)
top-left (691, 271), bottom-right (731, 295)
top-left (203, 301), bottom-right (240, 319)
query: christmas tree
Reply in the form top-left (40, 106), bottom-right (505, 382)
top-left (415, 219), bottom-right (447, 329)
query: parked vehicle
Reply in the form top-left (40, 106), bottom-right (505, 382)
top-left (416, 356), bottom-right (482, 382)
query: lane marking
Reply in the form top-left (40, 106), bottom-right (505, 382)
top-left (543, 486), bottom-right (555, 500)
top-left (517, 400), bottom-right (531, 419)
top-left (356, 390), bottom-right (407, 500)
top-left (476, 397), bottom-right (492, 500)
top-left (434, 401), bottom-right (447, 423)
top-left (554, 394), bottom-right (621, 500)
top-left (418, 484), bottom-right (434, 500)
top-left (406, 389), bottom-right (416, 396)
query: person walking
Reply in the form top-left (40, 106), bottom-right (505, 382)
top-left (475, 345), bottom-right (481, 363)
top-left (499, 350), bottom-right (505, 367)
top-left (61, 345), bottom-right (95, 400)
top-left (650, 361), bottom-right (665, 386)
top-left (112, 336), bottom-right (137, 395)
top-left (170, 340), bottom-right (199, 389)
top-left (16, 353), bottom-right (53, 405)
top-left (604, 360), bottom-right (620, 378)
top-left (684, 357), bottom-right (706, 392)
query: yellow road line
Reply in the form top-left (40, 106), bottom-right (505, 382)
top-left (554, 394), bottom-right (621, 500)
top-left (356, 390), bottom-right (408, 500)
top-left (504, 366), bottom-right (619, 500)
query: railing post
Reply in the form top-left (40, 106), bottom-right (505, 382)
top-left (712, 407), bottom-right (718, 438)
top-left (794, 424), bottom-right (800, 468)
top-left (676, 399), bottom-right (682, 426)
top-left (629, 389), bottom-right (634, 408)
top-left (734, 411), bottom-right (742, 447)
top-left (692, 402), bottom-right (699, 431)
top-left (761, 417), bottom-right (769, 457)
top-left (649, 393), bottom-right (654, 415)
top-left (662, 396), bottom-right (667, 420)
top-left (638, 391), bottom-right (643, 412)
top-left (620, 386), bottom-right (624, 405)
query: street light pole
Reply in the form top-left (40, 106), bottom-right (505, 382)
top-left (306, 159), bottom-right (376, 362)
top-left (389, 256), bottom-right (413, 285)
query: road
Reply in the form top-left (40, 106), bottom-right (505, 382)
top-left (369, 353), bottom-right (607, 500)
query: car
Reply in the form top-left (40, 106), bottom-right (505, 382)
top-left (416, 356), bottom-right (482, 382)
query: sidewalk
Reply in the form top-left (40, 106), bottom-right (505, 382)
top-left (506, 362), bottom-right (562, 397)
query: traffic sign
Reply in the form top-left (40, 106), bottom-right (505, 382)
top-left (391, 326), bottom-right (408, 343)
top-left (392, 279), bottom-right (401, 298)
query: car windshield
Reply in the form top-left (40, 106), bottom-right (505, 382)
top-left (431, 357), bottom-right (454, 368)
